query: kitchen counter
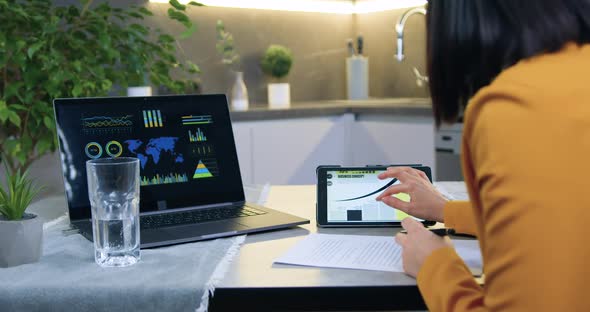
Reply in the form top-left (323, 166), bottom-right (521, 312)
top-left (230, 98), bottom-right (432, 121)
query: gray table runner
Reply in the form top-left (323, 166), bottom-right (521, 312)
top-left (0, 184), bottom-right (272, 312)
top-left (0, 217), bottom-right (245, 312)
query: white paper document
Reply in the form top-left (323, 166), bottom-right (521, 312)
top-left (275, 234), bottom-right (404, 272)
top-left (274, 234), bottom-right (482, 273)
top-left (434, 182), bottom-right (469, 200)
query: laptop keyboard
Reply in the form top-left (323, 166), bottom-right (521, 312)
top-left (140, 206), bottom-right (267, 230)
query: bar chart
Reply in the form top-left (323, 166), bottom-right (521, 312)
top-left (141, 173), bottom-right (189, 186)
top-left (188, 128), bottom-right (207, 142)
top-left (181, 115), bottom-right (213, 125)
top-left (143, 110), bottom-right (164, 128)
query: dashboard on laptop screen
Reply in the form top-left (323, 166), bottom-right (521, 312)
top-left (53, 95), bottom-right (244, 220)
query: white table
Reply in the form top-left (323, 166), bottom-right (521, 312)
top-left (27, 183), bottom-right (471, 311)
top-left (210, 184), bottom-right (473, 311)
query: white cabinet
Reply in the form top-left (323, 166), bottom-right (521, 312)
top-left (233, 115), bottom-right (353, 185)
top-left (233, 113), bottom-right (435, 185)
top-left (351, 115), bottom-right (435, 178)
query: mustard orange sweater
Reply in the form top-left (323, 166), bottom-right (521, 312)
top-left (417, 43), bottom-right (590, 311)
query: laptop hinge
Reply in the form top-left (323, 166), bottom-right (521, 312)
top-left (141, 202), bottom-right (240, 216)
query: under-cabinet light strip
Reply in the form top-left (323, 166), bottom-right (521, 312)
top-left (355, 0), bottom-right (427, 14)
top-left (149, 0), bottom-right (427, 14)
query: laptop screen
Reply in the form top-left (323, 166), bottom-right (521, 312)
top-left (53, 94), bottom-right (245, 220)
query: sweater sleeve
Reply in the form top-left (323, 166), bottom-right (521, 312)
top-left (417, 247), bottom-right (485, 312)
top-left (443, 201), bottom-right (477, 236)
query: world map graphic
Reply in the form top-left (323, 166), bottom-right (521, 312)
top-left (124, 137), bottom-right (184, 169)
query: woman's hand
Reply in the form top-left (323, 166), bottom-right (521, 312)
top-left (376, 167), bottom-right (447, 222)
top-left (395, 218), bottom-right (453, 277)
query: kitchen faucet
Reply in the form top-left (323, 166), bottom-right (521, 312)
top-left (395, 7), bottom-right (428, 86)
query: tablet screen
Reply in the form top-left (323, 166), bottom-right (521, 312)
top-left (326, 169), bottom-right (418, 222)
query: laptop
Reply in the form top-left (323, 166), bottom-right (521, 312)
top-left (53, 94), bottom-right (309, 248)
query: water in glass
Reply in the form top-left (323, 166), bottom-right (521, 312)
top-left (92, 195), bottom-right (140, 267)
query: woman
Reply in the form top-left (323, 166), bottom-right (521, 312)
top-left (376, 0), bottom-right (590, 311)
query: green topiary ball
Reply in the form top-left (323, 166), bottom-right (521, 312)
top-left (261, 45), bottom-right (293, 80)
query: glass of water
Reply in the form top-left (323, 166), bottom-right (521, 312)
top-left (86, 157), bottom-right (140, 267)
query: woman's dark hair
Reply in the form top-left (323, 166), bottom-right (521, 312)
top-left (427, 0), bottom-right (590, 126)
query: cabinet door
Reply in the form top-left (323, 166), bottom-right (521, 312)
top-left (249, 115), bottom-right (352, 185)
top-left (352, 115), bottom-right (436, 177)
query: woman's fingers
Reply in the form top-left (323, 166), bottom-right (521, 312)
top-left (401, 217), bottom-right (425, 234)
top-left (376, 183), bottom-right (411, 201)
top-left (378, 167), bottom-right (412, 180)
top-left (376, 167), bottom-right (443, 222)
top-left (416, 170), bottom-right (429, 182)
top-left (380, 196), bottom-right (412, 213)
top-left (377, 171), bottom-right (394, 180)
top-left (395, 232), bottom-right (408, 247)
top-left (379, 167), bottom-right (429, 183)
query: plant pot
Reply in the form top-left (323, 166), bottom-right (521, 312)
top-left (267, 83), bottom-right (291, 109)
top-left (0, 213), bottom-right (43, 268)
top-left (127, 86), bottom-right (153, 97)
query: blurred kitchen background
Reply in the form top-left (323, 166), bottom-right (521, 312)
top-left (144, 0), bottom-right (429, 102)
top-left (13, 0), bottom-right (464, 194)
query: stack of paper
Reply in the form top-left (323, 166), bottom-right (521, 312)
top-left (434, 181), bottom-right (469, 201)
top-left (275, 234), bottom-right (481, 273)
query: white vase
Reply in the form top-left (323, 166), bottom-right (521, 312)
top-left (268, 83), bottom-right (290, 109)
top-left (231, 71), bottom-right (249, 111)
top-left (127, 86), bottom-right (152, 97)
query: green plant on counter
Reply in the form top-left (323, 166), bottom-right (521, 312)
top-left (261, 45), bottom-right (293, 81)
top-left (0, 0), bottom-right (203, 175)
top-left (216, 20), bottom-right (241, 71)
top-left (0, 165), bottom-right (41, 221)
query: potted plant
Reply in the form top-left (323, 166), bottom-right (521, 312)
top-left (0, 166), bottom-right (42, 267)
top-left (261, 45), bottom-right (294, 109)
top-left (216, 20), bottom-right (248, 111)
top-left (0, 0), bottom-right (202, 176)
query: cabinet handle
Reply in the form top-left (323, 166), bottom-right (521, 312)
top-left (442, 136), bottom-right (452, 141)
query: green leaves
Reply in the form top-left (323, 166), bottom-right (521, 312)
top-left (187, 61), bottom-right (201, 74)
top-left (1, 0), bottom-right (203, 176)
top-left (0, 101), bottom-right (8, 123)
top-left (180, 23), bottom-right (197, 39)
top-left (43, 116), bottom-right (54, 130)
top-left (216, 20), bottom-right (241, 70)
top-left (167, 8), bottom-right (191, 29)
top-left (7, 111), bottom-right (21, 128)
top-left (137, 7), bottom-right (154, 16)
top-left (169, 0), bottom-right (187, 11)
top-left (158, 34), bottom-right (176, 44)
top-left (0, 101), bottom-right (22, 127)
top-left (26, 41), bottom-right (45, 59)
top-left (261, 45), bottom-right (293, 80)
top-left (0, 165), bottom-right (42, 221)
top-left (129, 23), bottom-right (149, 36)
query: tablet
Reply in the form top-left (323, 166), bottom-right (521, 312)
top-left (316, 165), bottom-right (436, 227)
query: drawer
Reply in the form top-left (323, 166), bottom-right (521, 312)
top-left (435, 130), bottom-right (462, 154)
